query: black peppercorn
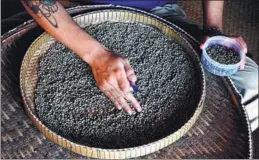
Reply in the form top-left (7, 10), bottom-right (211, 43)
top-left (35, 22), bottom-right (200, 149)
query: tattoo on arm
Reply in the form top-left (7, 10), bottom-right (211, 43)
top-left (24, 0), bottom-right (59, 28)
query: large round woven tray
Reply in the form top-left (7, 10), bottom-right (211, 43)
top-left (19, 9), bottom-right (206, 159)
top-left (2, 5), bottom-right (252, 159)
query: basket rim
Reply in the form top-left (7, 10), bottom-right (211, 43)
top-left (0, 4), bottom-right (251, 159)
top-left (20, 8), bottom-right (207, 158)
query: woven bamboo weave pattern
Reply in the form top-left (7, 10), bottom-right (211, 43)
top-left (19, 10), bottom-right (205, 159)
top-left (1, 6), bottom-right (252, 159)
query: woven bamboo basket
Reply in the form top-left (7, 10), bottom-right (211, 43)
top-left (20, 9), bottom-right (206, 159)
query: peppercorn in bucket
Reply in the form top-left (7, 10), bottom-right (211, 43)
top-left (201, 36), bottom-right (245, 76)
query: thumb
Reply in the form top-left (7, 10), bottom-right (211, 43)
top-left (229, 36), bottom-right (247, 70)
top-left (239, 56), bottom-right (246, 70)
top-left (230, 36), bottom-right (248, 54)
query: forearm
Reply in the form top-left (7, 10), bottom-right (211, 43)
top-left (20, 0), bottom-right (100, 63)
top-left (202, 0), bottom-right (224, 31)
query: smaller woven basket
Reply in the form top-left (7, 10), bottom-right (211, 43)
top-left (20, 9), bottom-right (206, 159)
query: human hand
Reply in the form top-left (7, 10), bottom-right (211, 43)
top-left (200, 35), bottom-right (248, 70)
top-left (86, 44), bottom-right (141, 115)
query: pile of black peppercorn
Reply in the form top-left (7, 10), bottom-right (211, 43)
top-left (35, 22), bottom-right (200, 149)
top-left (206, 45), bottom-right (240, 64)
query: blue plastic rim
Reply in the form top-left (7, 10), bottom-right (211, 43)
top-left (201, 36), bottom-right (245, 76)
